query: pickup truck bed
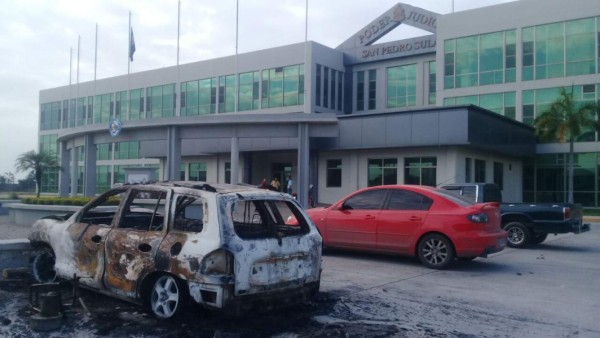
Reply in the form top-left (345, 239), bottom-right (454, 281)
top-left (441, 183), bottom-right (590, 248)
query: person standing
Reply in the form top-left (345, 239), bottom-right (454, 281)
top-left (271, 177), bottom-right (280, 191)
top-left (286, 176), bottom-right (293, 195)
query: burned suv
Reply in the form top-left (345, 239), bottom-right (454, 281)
top-left (28, 182), bottom-right (322, 319)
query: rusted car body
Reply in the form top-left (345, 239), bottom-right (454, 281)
top-left (28, 182), bottom-right (322, 319)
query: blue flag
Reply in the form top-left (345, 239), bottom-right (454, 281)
top-left (129, 28), bottom-right (136, 61)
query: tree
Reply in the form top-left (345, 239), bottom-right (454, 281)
top-left (15, 150), bottom-right (61, 198)
top-left (534, 87), bottom-right (600, 203)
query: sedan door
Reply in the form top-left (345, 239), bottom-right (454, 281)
top-left (325, 189), bottom-right (387, 250)
top-left (377, 189), bottom-right (432, 253)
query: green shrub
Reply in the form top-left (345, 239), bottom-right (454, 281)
top-left (21, 196), bottom-right (96, 206)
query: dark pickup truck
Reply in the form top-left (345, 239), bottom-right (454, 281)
top-left (440, 183), bottom-right (590, 248)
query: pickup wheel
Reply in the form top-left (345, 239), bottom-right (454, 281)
top-left (504, 222), bottom-right (531, 248)
top-left (530, 233), bottom-right (548, 245)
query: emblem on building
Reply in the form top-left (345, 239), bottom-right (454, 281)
top-left (109, 118), bottom-right (123, 137)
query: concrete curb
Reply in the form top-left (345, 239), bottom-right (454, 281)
top-left (0, 239), bottom-right (33, 275)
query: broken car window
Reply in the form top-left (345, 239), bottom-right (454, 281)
top-left (119, 189), bottom-right (166, 231)
top-left (78, 188), bottom-right (124, 226)
top-left (231, 199), bottom-right (310, 239)
top-left (173, 195), bottom-right (205, 232)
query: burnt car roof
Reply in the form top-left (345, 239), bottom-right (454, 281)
top-left (144, 181), bottom-right (281, 195)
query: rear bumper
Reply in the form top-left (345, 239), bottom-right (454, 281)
top-left (189, 280), bottom-right (320, 316)
top-left (532, 219), bottom-right (590, 235)
top-left (455, 231), bottom-right (507, 258)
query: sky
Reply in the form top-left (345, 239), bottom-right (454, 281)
top-left (0, 0), bottom-right (515, 180)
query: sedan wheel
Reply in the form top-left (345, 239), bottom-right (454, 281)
top-left (150, 275), bottom-right (187, 319)
top-left (417, 234), bottom-right (455, 269)
top-left (32, 248), bottom-right (57, 283)
top-left (504, 222), bottom-right (531, 248)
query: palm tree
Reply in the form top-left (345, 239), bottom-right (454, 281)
top-left (534, 87), bottom-right (600, 203)
top-left (15, 150), bottom-right (61, 198)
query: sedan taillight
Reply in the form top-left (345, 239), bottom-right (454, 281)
top-left (467, 212), bottom-right (489, 223)
top-left (201, 249), bottom-right (233, 275)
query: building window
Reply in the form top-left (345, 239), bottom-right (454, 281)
top-left (262, 64), bottom-right (304, 109)
top-left (184, 78), bottom-right (219, 114)
top-left (94, 93), bottom-right (114, 125)
top-left (97, 143), bottom-right (112, 161)
top-left (225, 162), bottom-right (231, 184)
top-left (404, 157), bottom-right (437, 187)
top-left (387, 64), bottom-right (417, 109)
top-left (323, 67), bottom-right (329, 108)
top-left (238, 71), bottom-right (260, 111)
top-left (147, 84), bottom-right (175, 118)
top-left (218, 75), bottom-right (235, 113)
top-left (128, 89), bottom-right (144, 120)
top-left (475, 159), bottom-right (486, 182)
top-left (368, 69), bottom-right (377, 110)
top-left (96, 165), bottom-right (112, 194)
top-left (465, 157), bottom-right (472, 183)
top-left (326, 159), bottom-right (342, 187)
top-left (445, 92), bottom-right (516, 120)
top-left (189, 163), bottom-right (207, 181)
top-left (428, 61), bottom-right (436, 105)
top-left (115, 91), bottom-right (128, 120)
top-left (40, 102), bottom-right (61, 131)
top-left (357, 71), bottom-right (365, 111)
top-left (316, 64), bottom-right (321, 107)
top-left (494, 162), bottom-right (504, 190)
top-left (368, 158), bottom-right (397, 187)
top-left (114, 141), bottom-right (139, 160)
top-left (76, 97), bottom-right (86, 126)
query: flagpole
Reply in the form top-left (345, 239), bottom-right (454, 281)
top-left (176, 0), bottom-right (181, 116)
top-left (77, 36), bottom-right (80, 85)
top-left (177, 1), bottom-right (181, 66)
top-left (94, 23), bottom-right (98, 81)
top-left (234, 0), bottom-right (239, 113)
top-left (69, 47), bottom-right (73, 86)
top-left (128, 11), bottom-right (131, 75)
top-left (304, 0), bottom-right (308, 114)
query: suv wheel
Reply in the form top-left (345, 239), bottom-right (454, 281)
top-left (32, 247), bottom-right (57, 283)
top-left (149, 275), bottom-right (188, 319)
top-left (504, 222), bottom-right (531, 248)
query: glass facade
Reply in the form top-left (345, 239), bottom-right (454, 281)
top-left (444, 29), bottom-right (516, 89)
top-left (93, 93), bottom-right (113, 125)
top-left (523, 17), bottom-right (597, 81)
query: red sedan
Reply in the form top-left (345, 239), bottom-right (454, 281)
top-left (306, 185), bottom-right (507, 269)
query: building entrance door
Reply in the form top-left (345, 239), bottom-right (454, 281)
top-left (271, 163), bottom-right (292, 192)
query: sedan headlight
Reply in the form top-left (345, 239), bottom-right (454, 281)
top-left (467, 212), bottom-right (489, 223)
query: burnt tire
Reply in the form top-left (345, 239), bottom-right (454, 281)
top-left (417, 234), bottom-right (455, 269)
top-left (32, 247), bottom-right (57, 284)
top-left (149, 275), bottom-right (188, 319)
top-left (530, 233), bottom-right (548, 245)
top-left (504, 222), bottom-right (531, 248)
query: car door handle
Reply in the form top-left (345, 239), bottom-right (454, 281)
top-left (91, 235), bottom-right (102, 244)
top-left (409, 216), bottom-right (422, 222)
top-left (138, 243), bottom-right (152, 252)
top-left (364, 215), bottom-right (376, 220)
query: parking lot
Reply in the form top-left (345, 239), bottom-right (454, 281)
top-left (1, 223), bottom-right (599, 337)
